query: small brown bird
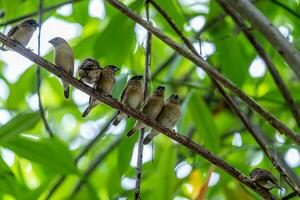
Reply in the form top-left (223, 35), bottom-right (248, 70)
top-left (78, 57), bottom-right (102, 84)
top-left (82, 65), bottom-right (119, 117)
top-left (1, 18), bottom-right (39, 50)
top-left (127, 86), bottom-right (165, 137)
top-left (143, 94), bottom-right (181, 145)
top-left (49, 37), bottom-right (74, 99)
top-left (250, 168), bottom-right (281, 190)
top-left (113, 75), bottom-right (144, 126)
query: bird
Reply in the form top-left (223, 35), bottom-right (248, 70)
top-left (82, 65), bottom-right (119, 117)
top-left (113, 75), bottom-right (144, 126)
top-left (1, 18), bottom-right (39, 50)
top-left (127, 85), bottom-right (165, 137)
top-left (78, 57), bottom-right (102, 84)
top-left (250, 168), bottom-right (282, 190)
top-left (143, 94), bottom-right (181, 145)
top-left (49, 37), bottom-right (74, 99)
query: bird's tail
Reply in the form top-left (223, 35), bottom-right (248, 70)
top-left (82, 103), bottom-right (96, 118)
top-left (113, 113), bottom-right (126, 126)
top-left (63, 82), bottom-right (70, 99)
top-left (143, 130), bottom-right (158, 145)
top-left (126, 121), bottom-right (142, 137)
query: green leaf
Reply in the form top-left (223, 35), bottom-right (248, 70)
top-left (0, 112), bottom-right (40, 142)
top-left (2, 136), bottom-right (79, 174)
top-left (189, 92), bottom-right (220, 153)
top-left (6, 67), bottom-right (35, 109)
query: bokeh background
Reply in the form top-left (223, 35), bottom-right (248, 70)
top-left (0, 0), bottom-right (299, 199)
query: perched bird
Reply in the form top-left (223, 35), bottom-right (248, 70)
top-left (113, 75), bottom-right (144, 126)
top-left (143, 94), bottom-right (181, 145)
top-left (250, 168), bottom-right (281, 190)
top-left (1, 18), bottom-right (39, 50)
top-left (49, 37), bottom-right (74, 99)
top-left (82, 65), bottom-right (119, 117)
top-left (78, 57), bottom-right (102, 84)
top-left (127, 86), bottom-right (165, 137)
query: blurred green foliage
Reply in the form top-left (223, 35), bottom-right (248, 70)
top-left (0, 0), bottom-right (300, 199)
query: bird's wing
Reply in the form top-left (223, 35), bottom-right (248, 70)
top-left (7, 25), bottom-right (19, 37)
top-left (120, 84), bottom-right (129, 102)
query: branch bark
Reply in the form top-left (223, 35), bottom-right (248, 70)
top-left (226, 0), bottom-right (300, 80)
top-left (105, 0), bottom-right (300, 146)
top-left (0, 33), bottom-right (276, 200)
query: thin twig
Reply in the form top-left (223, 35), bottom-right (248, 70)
top-left (282, 191), bottom-right (300, 200)
top-left (0, 0), bottom-right (83, 27)
top-left (0, 33), bottom-right (276, 199)
top-left (151, 52), bottom-right (176, 79)
top-left (37, 0), bottom-right (54, 138)
top-left (151, 0), bottom-right (300, 193)
top-left (217, 0), bottom-right (300, 131)
top-left (226, 0), bottom-right (300, 80)
top-left (269, 0), bottom-right (300, 19)
top-left (134, 2), bottom-right (152, 199)
top-left (70, 136), bottom-right (122, 197)
top-left (105, 0), bottom-right (300, 145)
top-left (44, 114), bottom-right (117, 200)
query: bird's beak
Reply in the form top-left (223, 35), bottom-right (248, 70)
top-left (48, 39), bottom-right (54, 44)
top-left (114, 67), bottom-right (120, 72)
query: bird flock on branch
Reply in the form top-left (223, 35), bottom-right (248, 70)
top-left (0, 18), bottom-right (283, 192)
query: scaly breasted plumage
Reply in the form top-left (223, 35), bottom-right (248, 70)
top-left (2, 18), bottom-right (39, 50)
top-left (250, 168), bottom-right (281, 190)
top-left (82, 65), bottom-right (119, 117)
top-left (143, 94), bottom-right (181, 145)
top-left (127, 86), bottom-right (165, 137)
top-left (113, 75), bottom-right (143, 126)
top-left (78, 57), bottom-right (102, 84)
top-left (49, 37), bottom-right (74, 99)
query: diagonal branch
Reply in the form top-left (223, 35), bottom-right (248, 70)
top-left (269, 0), bottom-right (300, 19)
top-left (0, 0), bottom-right (83, 27)
top-left (216, 0), bottom-right (300, 131)
top-left (0, 33), bottom-right (276, 200)
top-left (226, 0), bottom-right (300, 80)
top-left (105, 0), bottom-right (300, 145)
top-left (70, 136), bottom-right (122, 197)
top-left (44, 114), bottom-right (117, 200)
top-left (37, 0), bottom-right (54, 138)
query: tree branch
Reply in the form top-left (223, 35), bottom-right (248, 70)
top-left (150, 0), bottom-right (300, 193)
top-left (0, 33), bottom-right (276, 200)
top-left (105, 0), bottom-right (300, 146)
top-left (226, 0), bottom-right (300, 80)
top-left (70, 136), bottom-right (122, 197)
top-left (269, 0), bottom-right (300, 19)
top-left (217, 0), bottom-right (300, 131)
top-left (37, 0), bottom-right (54, 138)
top-left (0, 0), bottom-right (83, 27)
top-left (134, 1), bottom-right (152, 199)
top-left (44, 114), bottom-right (117, 199)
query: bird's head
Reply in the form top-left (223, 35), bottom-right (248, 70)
top-left (48, 37), bottom-right (67, 47)
top-left (82, 57), bottom-right (100, 67)
top-left (104, 65), bottom-right (119, 74)
top-left (128, 75), bottom-right (143, 85)
top-left (153, 85), bottom-right (165, 97)
top-left (20, 18), bottom-right (39, 29)
top-left (168, 94), bottom-right (180, 105)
